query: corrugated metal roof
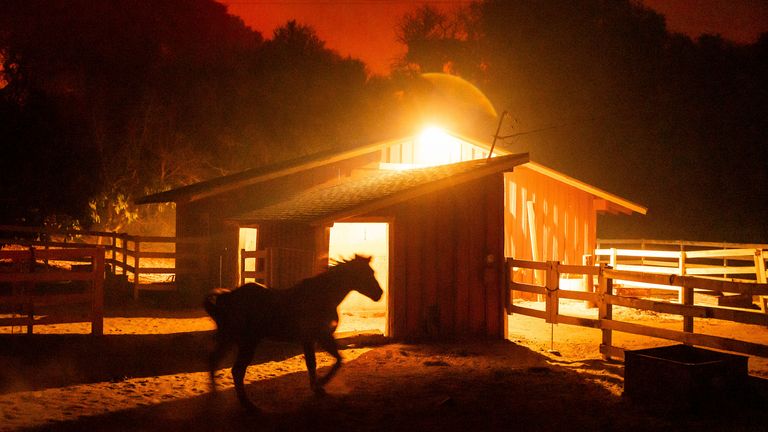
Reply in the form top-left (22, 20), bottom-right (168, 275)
top-left (229, 153), bottom-right (530, 225)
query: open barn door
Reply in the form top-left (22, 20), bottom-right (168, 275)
top-left (238, 227), bottom-right (258, 284)
top-left (329, 222), bottom-right (389, 336)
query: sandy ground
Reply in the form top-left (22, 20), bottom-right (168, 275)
top-left (2, 301), bottom-right (768, 431)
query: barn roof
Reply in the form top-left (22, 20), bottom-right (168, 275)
top-left (135, 131), bottom-right (646, 215)
top-left (134, 139), bottom-right (404, 205)
top-left (228, 153), bottom-right (530, 225)
top-left (522, 163), bottom-right (647, 215)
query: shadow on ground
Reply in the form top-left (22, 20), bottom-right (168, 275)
top-left (6, 339), bottom-right (768, 432)
top-left (0, 332), bottom-right (300, 393)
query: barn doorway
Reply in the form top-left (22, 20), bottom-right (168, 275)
top-left (238, 227), bottom-right (258, 283)
top-left (328, 222), bottom-right (389, 336)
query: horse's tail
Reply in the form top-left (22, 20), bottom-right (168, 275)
top-left (203, 288), bottom-right (231, 326)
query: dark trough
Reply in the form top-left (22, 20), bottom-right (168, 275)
top-left (624, 344), bottom-right (749, 411)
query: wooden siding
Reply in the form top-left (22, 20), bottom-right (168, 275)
top-left (504, 166), bottom-right (596, 265)
top-left (381, 173), bottom-right (506, 340)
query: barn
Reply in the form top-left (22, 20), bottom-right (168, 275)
top-left (136, 128), bottom-right (645, 340)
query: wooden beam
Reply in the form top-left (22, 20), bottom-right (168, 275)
top-left (602, 319), bottom-right (768, 358)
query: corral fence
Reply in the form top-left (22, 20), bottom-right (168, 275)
top-left (595, 238), bottom-right (768, 310)
top-left (0, 247), bottom-right (104, 335)
top-left (508, 258), bottom-right (768, 361)
top-left (241, 247), bottom-right (315, 289)
top-left (0, 225), bottom-right (206, 300)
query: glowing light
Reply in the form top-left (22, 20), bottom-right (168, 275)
top-left (415, 126), bottom-right (462, 167)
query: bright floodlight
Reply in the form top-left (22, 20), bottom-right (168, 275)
top-left (415, 126), bottom-right (461, 167)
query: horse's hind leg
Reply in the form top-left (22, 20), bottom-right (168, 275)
top-left (232, 343), bottom-right (257, 410)
top-left (316, 334), bottom-right (343, 387)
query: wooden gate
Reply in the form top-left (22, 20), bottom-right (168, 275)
top-left (0, 247), bottom-right (105, 335)
top-left (240, 247), bottom-right (314, 289)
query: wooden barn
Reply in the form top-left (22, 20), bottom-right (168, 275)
top-left (136, 128), bottom-right (645, 340)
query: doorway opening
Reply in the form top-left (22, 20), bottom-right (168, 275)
top-left (238, 227), bottom-right (258, 284)
top-left (328, 222), bottom-right (389, 336)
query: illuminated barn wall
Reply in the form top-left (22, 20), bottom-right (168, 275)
top-left (504, 166), bottom-right (596, 264)
top-left (382, 173), bottom-right (506, 340)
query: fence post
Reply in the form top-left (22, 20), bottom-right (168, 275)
top-left (133, 238), bottom-right (141, 300)
top-left (582, 254), bottom-right (596, 308)
top-left (92, 247), bottom-right (104, 336)
top-left (598, 263), bottom-right (614, 360)
top-left (754, 249), bottom-right (767, 312)
top-left (679, 251), bottom-right (694, 333)
top-left (121, 234), bottom-right (128, 276)
top-left (110, 233), bottom-right (117, 274)
top-left (545, 261), bottom-right (560, 324)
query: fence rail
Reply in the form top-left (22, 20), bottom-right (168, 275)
top-left (241, 247), bottom-right (314, 289)
top-left (508, 258), bottom-right (768, 360)
top-left (0, 225), bottom-right (207, 299)
top-left (0, 247), bottom-right (104, 335)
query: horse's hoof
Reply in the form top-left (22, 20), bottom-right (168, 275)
top-left (313, 386), bottom-right (327, 398)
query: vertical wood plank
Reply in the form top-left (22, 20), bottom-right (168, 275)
top-left (454, 184), bottom-right (472, 336)
top-left (436, 193), bottom-right (456, 337)
top-left (405, 201), bottom-right (423, 338)
top-left (390, 215), bottom-right (407, 339)
top-left (422, 194), bottom-right (439, 338)
top-left (484, 174), bottom-right (505, 338)
top-left (468, 179), bottom-right (487, 335)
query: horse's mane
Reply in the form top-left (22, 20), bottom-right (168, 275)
top-left (328, 254), bottom-right (370, 269)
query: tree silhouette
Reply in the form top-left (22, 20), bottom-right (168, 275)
top-left (0, 1), bottom-right (384, 234)
top-left (396, 0), bottom-right (768, 243)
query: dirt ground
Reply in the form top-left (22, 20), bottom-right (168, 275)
top-left (2, 301), bottom-right (768, 431)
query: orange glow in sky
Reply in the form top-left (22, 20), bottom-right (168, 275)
top-left (219, 0), bottom-right (465, 75)
top-left (218, 0), bottom-right (767, 76)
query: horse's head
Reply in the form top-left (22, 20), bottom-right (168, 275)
top-left (332, 254), bottom-right (383, 302)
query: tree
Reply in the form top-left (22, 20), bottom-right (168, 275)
top-left (396, 0), bottom-right (768, 243)
top-left (0, 2), bottom-right (392, 234)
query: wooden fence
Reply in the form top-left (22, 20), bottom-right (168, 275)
top-left (596, 239), bottom-right (768, 282)
top-left (594, 239), bottom-right (768, 310)
top-left (0, 225), bottom-right (206, 299)
top-left (0, 247), bottom-right (104, 335)
top-left (241, 247), bottom-right (314, 289)
top-left (508, 258), bottom-right (768, 360)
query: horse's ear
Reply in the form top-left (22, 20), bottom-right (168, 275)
top-left (354, 254), bottom-right (372, 263)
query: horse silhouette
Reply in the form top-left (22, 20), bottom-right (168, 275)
top-left (204, 254), bottom-right (383, 410)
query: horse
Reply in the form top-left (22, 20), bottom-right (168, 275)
top-left (204, 254), bottom-right (383, 410)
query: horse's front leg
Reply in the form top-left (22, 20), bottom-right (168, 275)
top-left (232, 343), bottom-right (258, 410)
top-left (316, 333), bottom-right (343, 387)
top-left (302, 340), bottom-right (324, 395)
top-left (208, 333), bottom-right (229, 393)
